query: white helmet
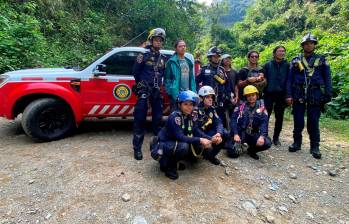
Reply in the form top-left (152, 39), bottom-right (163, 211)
top-left (221, 54), bottom-right (232, 60)
top-left (198, 86), bottom-right (215, 97)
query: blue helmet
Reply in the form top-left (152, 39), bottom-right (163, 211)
top-left (177, 90), bottom-right (199, 105)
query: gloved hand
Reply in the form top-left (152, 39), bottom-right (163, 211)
top-left (322, 94), bottom-right (332, 104)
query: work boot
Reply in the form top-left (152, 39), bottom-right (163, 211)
top-left (227, 151), bottom-right (240, 159)
top-left (247, 147), bottom-right (259, 160)
top-left (149, 136), bottom-right (159, 151)
top-left (165, 169), bottom-right (178, 180)
top-left (134, 150), bottom-right (143, 160)
top-left (208, 157), bottom-right (221, 165)
top-left (273, 137), bottom-right (281, 146)
top-left (177, 162), bottom-right (186, 170)
top-left (248, 152), bottom-right (260, 160)
top-left (160, 165), bottom-right (167, 172)
top-left (288, 142), bottom-right (301, 152)
top-left (310, 144), bottom-right (322, 159)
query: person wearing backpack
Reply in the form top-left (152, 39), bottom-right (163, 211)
top-left (230, 85), bottom-right (271, 160)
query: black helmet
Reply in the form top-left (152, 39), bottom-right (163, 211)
top-left (206, 46), bottom-right (221, 57)
top-left (148, 28), bottom-right (166, 41)
top-left (301, 33), bottom-right (318, 45)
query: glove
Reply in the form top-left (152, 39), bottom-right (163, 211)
top-left (322, 94), bottom-right (332, 104)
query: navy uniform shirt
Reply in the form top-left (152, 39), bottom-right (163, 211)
top-left (231, 100), bottom-right (268, 137)
top-left (286, 53), bottom-right (332, 101)
top-left (194, 102), bottom-right (224, 137)
top-left (196, 64), bottom-right (232, 105)
top-left (158, 110), bottom-right (211, 144)
top-left (132, 45), bottom-right (166, 86)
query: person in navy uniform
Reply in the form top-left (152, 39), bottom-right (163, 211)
top-left (286, 33), bottom-right (332, 159)
top-left (195, 85), bottom-right (233, 165)
top-left (230, 85), bottom-right (271, 160)
top-left (196, 47), bottom-right (232, 128)
top-left (150, 90), bottom-right (212, 180)
top-left (132, 28), bottom-right (167, 160)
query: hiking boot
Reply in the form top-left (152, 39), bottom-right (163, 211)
top-left (273, 138), bottom-right (281, 146)
top-left (208, 157), bottom-right (221, 165)
top-left (165, 169), bottom-right (178, 180)
top-left (288, 143), bottom-right (301, 152)
top-left (177, 162), bottom-right (186, 170)
top-left (149, 136), bottom-right (159, 151)
top-left (310, 145), bottom-right (322, 159)
top-left (248, 152), bottom-right (260, 160)
top-left (134, 151), bottom-right (143, 160)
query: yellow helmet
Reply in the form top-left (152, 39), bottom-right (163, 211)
top-left (147, 28), bottom-right (166, 41)
top-left (243, 85), bottom-right (259, 96)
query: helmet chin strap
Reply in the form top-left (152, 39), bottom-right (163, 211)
top-left (210, 60), bottom-right (219, 67)
top-left (151, 45), bottom-right (160, 52)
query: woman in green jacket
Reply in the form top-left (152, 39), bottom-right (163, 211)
top-left (165, 39), bottom-right (196, 111)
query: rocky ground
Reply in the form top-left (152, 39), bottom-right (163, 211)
top-left (0, 117), bottom-right (348, 224)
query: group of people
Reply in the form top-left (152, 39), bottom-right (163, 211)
top-left (132, 28), bottom-right (333, 180)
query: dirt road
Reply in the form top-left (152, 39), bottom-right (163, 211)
top-left (0, 117), bottom-right (348, 224)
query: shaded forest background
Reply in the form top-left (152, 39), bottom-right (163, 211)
top-left (0, 0), bottom-right (348, 119)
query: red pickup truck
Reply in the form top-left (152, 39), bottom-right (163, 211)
top-left (0, 47), bottom-right (194, 141)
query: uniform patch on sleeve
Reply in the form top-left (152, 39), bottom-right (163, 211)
top-left (136, 54), bottom-right (143, 63)
top-left (192, 112), bottom-right (198, 122)
top-left (175, 117), bottom-right (181, 126)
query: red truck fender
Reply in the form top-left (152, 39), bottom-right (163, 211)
top-left (8, 82), bottom-right (83, 123)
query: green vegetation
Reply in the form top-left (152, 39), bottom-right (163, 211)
top-left (200, 0), bottom-right (349, 119)
top-left (1, 0), bottom-right (348, 120)
top-left (320, 117), bottom-right (349, 142)
top-left (0, 0), bottom-right (203, 72)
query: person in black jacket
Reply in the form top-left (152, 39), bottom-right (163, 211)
top-left (263, 46), bottom-right (289, 146)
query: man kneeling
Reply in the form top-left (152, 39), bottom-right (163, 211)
top-left (229, 85), bottom-right (271, 160)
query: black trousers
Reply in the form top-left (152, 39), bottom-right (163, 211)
top-left (264, 92), bottom-right (286, 140)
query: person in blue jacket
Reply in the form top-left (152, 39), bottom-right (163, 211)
top-left (150, 90), bottom-right (212, 180)
top-left (286, 33), bottom-right (332, 159)
top-left (230, 85), bottom-right (271, 160)
top-left (132, 28), bottom-right (167, 160)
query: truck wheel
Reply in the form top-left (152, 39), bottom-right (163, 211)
top-left (21, 98), bottom-right (75, 142)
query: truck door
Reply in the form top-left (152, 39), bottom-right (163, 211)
top-left (80, 51), bottom-right (139, 117)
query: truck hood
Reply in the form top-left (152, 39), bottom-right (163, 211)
top-left (4, 68), bottom-right (80, 78)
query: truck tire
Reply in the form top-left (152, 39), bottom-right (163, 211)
top-left (21, 98), bottom-right (75, 142)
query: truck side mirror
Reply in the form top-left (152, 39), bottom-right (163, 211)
top-left (93, 64), bottom-right (107, 76)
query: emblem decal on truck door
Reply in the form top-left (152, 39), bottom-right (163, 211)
top-left (113, 84), bottom-right (131, 101)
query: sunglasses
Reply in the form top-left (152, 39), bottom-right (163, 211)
top-left (249, 55), bottom-right (259, 58)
